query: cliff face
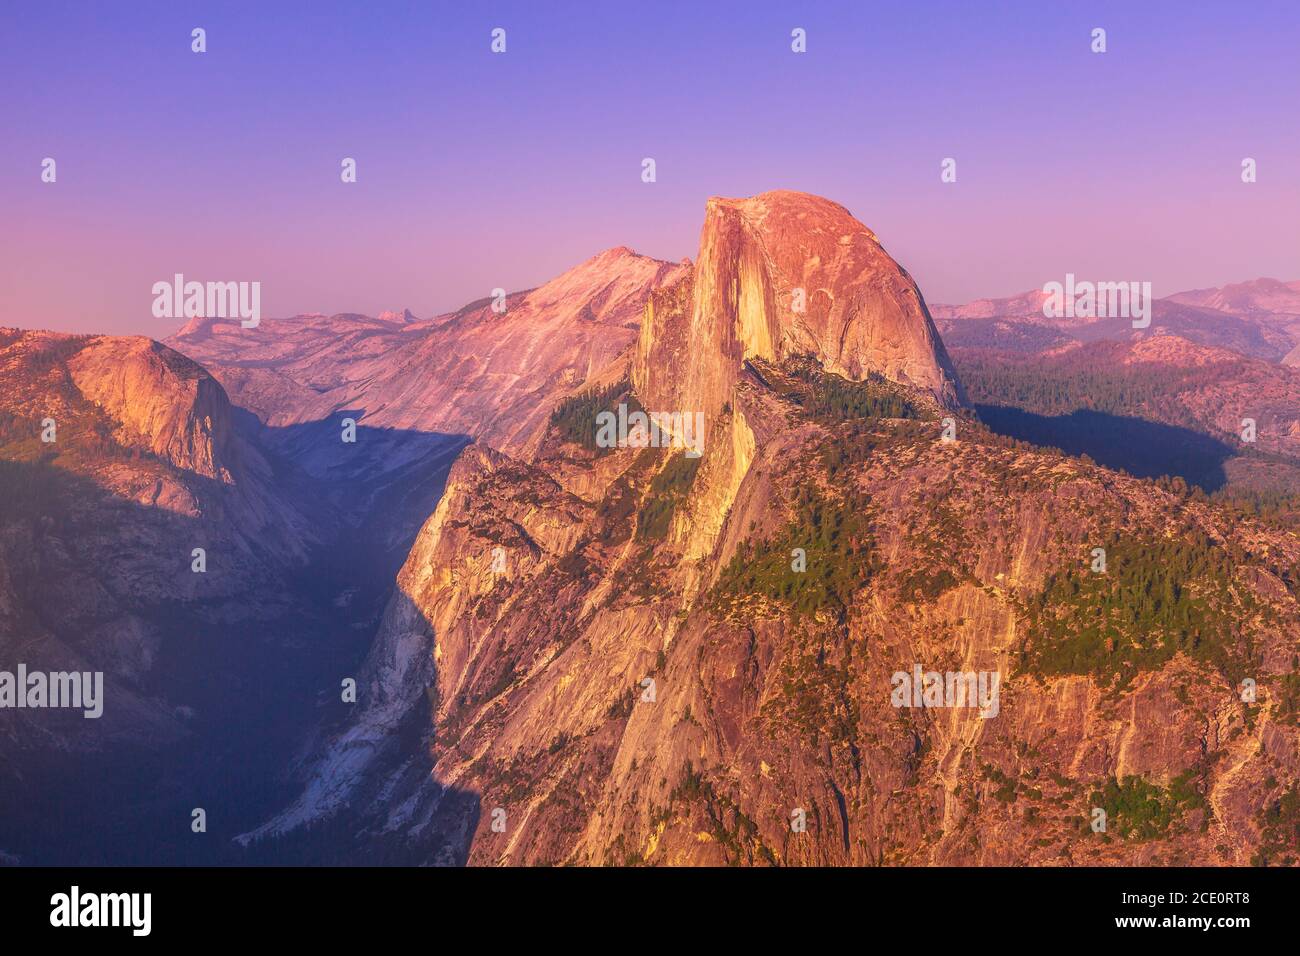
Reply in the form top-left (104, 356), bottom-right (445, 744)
top-left (265, 357), bottom-right (1300, 866)
top-left (66, 336), bottom-right (236, 482)
top-left (635, 191), bottom-right (965, 418)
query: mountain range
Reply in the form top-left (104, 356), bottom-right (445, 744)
top-left (2, 191), bottom-right (1297, 867)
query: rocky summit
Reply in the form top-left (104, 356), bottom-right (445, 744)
top-left (635, 191), bottom-right (965, 419)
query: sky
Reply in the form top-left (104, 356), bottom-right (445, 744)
top-left (3, 0), bottom-right (1299, 338)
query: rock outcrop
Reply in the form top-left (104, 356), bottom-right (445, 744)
top-left (66, 336), bottom-right (236, 481)
top-left (635, 191), bottom-right (965, 418)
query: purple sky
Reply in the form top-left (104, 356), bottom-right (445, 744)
top-left (3, 0), bottom-right (1298, 338)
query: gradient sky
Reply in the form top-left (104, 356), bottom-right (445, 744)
top-left (4, 0), bottom-right (1299, 338)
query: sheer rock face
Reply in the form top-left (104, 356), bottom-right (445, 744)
top-left (635, 191), bottom-right (965, 418)
top-left (66, 336), bottom-right (235, 482)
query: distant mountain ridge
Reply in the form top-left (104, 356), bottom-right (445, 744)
top-left (934, 277), bottom-right (1300, 363)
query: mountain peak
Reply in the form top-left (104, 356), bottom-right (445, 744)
top-left (596, 244), bottom-right (639, 260)
top-left (520, 245), bottom-right (681, 317)
top-left (705, 189), bottom-right (874, 238)
top-left (634, 190), bottom-right (964, 418)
